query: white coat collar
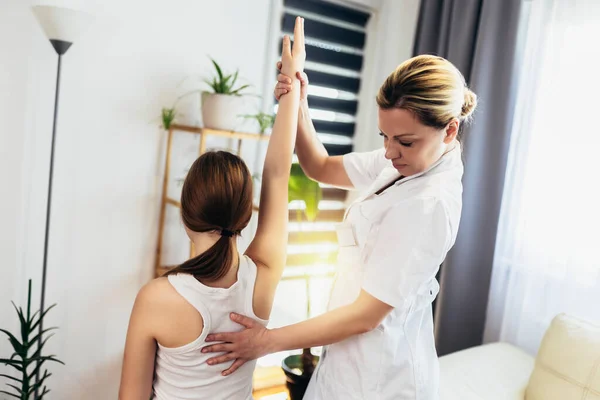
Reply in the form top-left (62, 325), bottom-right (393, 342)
top-left (345, 143), bottom-right (463, 218)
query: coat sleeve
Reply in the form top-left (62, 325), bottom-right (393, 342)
top-left (342, 148), bottom-right (389, 191)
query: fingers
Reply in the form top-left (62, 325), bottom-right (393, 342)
top-left (297, 71), bottom-right (309, 86)
top-left (276, 81), bottom-right (292, 91)
top-left (205, 332), bottom-right (233, 342)
top-left (281, 35), bottom-right (292, 58)
top-left (277, 73), bottom-right (291, 84)
top-left (222, 359), bottom-right (247, 376)
top-left (276, 61), bottom-right (282, 71)
top-left (274, 88), bottom-right (287, 100)
top-left (229, 312), bottom-right (257, 328)
top-left (206, 353), bottom-right (237, 366)
top-left (201, 343), bottom-right (235, 354)
top-left (293, 16), bottom-right (305, 53)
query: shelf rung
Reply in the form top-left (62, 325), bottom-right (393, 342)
top-left (166, 197), bottom-right (181, 208)
top-left (170, 124), bottom-right (270, 142)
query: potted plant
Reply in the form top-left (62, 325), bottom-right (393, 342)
top-left (282, 163), bottom-right (322, 400)
top-left (242, 112), bottom-right (275, 135)
top-left (0, 280), bottom-right (63, 399)
top-left (161, 107), bottom-right (177, 130)
top-left (201, 58), bottom-right (252, 132)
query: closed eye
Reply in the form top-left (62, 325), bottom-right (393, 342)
top-left (396, 138), bottom-right (413, 147)
top-left (380, 132), bottom-right (413, 147)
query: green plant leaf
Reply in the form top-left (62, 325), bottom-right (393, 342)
top-left (304, 185), bottom-right (322, 221)
top-left (27, 280), bottom-right (32, 322)
top-left (28, 327), bottom-right (58, 350)
top-left (161, 107), bottom-right (177, 130)
top-left (10, 302), bottom-right (28, 339)
top-left (230, 70), bottom-right (239, 88)
top-left (0, 329), bottom-right (21, 347)
top-left (39, 386), bottom-right (51, 400)
top-left (27, 359), bottom-right (46, 381)
top-left (26, 360), bottom-right (58, 387)
top-left (5, 383), bottom-right (21, 395)
top-left (28, 309), bottom-right (41, 328)
top-left (0, 389), bottom-right (21, 399)
top-left (202, 78), bottom-right (215, 91)
top-left (28, 369), bottom-right (51, 394)
top-left (30, 304), bottom-right (57, 333)
top-left (230, 84), bottom-right (251, 96)
top-left (0, 358), bottom-right (24, 372)
top-left (26, 354), bottom-right (63, 368)
top-left (210, 58), bottom-right (224, 82)
top-left (221, 74), bottom-right (232, 91)
top-left (0, 373), bottom-right (21, 384)
top-left (1, 280), bottom-right (62, 397)
top-left (202, 77), bottom-right (221, 93)
top-left (30, 333), bottom-right (55, 359)
top-left (288, 164), bottom-right (322, 222)
top-left (0, 329), bottom-right (24, 357)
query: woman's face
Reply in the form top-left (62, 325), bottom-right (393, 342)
top-left (378, 108), bottom-right (458, 176)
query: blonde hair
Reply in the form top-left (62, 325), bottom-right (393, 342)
top-left (376, 55), bottom-right (477, 132)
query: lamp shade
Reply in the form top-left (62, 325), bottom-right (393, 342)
top-left (32, 5), bottom-right (92, 54)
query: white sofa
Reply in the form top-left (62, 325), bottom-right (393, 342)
top-left (439, 314), bottom-right (600, 400)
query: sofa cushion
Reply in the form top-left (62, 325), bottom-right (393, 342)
top-left (439, 342), bottom-right (534, 400)
top-left (526, 313), bottom-right (600, 400)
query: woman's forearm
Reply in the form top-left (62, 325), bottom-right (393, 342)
top-left (265, 302), bottom-right (373, 353)
top-left (295, 100), bottom-right (329, 181)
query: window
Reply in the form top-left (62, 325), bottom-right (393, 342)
top-left (257, 0), bottom-right (372, 371)
top-left (486, 0), bottom-right (600, 354)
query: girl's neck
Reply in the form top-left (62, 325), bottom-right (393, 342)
top-left (192, 233), bottom-right (240, 289)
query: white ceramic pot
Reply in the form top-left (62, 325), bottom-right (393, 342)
top-left (201, 92), bottom-right (247, 131)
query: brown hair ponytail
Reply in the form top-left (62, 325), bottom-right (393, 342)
top-left (165, 151), bottom-right (253, 281)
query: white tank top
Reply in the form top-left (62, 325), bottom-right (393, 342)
top-left (152, 254), bottom-right (268, 400)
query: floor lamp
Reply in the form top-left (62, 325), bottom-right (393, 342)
top-left (31, 5), bottom-right (92, 394)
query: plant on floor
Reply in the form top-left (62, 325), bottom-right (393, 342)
top-left (0, 280), bottom-right (63, 399)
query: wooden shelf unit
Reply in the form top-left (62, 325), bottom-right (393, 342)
top-left (155, 124), bottom-right (269, 277)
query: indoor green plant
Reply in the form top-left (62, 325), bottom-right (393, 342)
top-left (241, 112), bottom-right (275, 134)
top-left (161, 107), bottom-right (177, 130)
top-left (0, 280), bottom-right (63, 399)
top-left (282, 163), bottom-right (322, 400)
top-left (201, 58), bottom-right (252, 131)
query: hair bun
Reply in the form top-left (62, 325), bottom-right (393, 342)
top-left (461, 89), bottom-right (477, 119)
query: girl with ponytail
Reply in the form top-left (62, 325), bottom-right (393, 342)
top-left (119, 17), bottom-right (306, 400)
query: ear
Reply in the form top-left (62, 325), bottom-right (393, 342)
top-left (443, 119), bottom-right (460, 144)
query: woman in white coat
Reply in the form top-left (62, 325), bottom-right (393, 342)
top-left (202, 54), bottom-right (477, 399)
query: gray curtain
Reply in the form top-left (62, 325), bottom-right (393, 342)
top-left (413, 0), bottom-right (524, 356)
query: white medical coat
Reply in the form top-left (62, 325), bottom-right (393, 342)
top-left (304, 144), bottom-right (464, 400)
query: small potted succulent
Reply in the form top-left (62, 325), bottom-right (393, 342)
top-left (201, 58), bottom-right (252, 131)
top-left (242, 112), bottom-right (275, 135)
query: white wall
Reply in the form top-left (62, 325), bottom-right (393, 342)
top-left (0, 0), bottom-right (272, 398)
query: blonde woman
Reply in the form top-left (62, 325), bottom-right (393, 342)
top-left (202, 55), bottom-right (477, 400)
